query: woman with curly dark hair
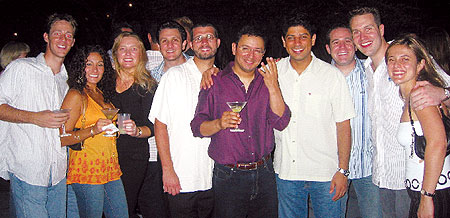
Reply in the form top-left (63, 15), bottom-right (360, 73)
top-left (60, 45), bottom-right (128, 218)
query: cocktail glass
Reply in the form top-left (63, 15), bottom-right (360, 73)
top-left (226, 101), bottom-right (247, 132)
top-left (53, 108), bottom-right (71, 137)
top-left (101, 108), bottom-right (120, 137)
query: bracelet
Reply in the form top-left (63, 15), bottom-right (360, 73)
top-left (74, 133), bottom-right (81, 141)
top-left (421, 189), bottom-right (435, 197)
top-left (137, 127), bottom-right (142, 137)
top-left (90, 127), bottom-right (95, 137)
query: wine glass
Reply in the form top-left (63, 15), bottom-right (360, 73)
top-left (226, 101), bottom-right (247, 132)
top-left (101, 108), bottom-right (120, 137)
top-left (53, 108), bottom-right (71, 137)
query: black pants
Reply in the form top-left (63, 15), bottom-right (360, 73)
top-left (407, 187), bottom-right (450, 218)
top-left (167, 189), bottom-right (214, 218)
top-left (119, 156), bottom-right (168, 218)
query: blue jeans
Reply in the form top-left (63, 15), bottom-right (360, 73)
top-left (277, 175), bottom-right (341, 218)
top-left (67, 184), bottom-right (80, 218)
top-left (379, 188), bottom-right (410, 218)
top-left (71, 179), bottom-right (128, 218)
top-left (9, 172), bottom-right (67, 218)
top-left (340, 176), bottom-right (382, 218)
top-left (213, 158), bottom-right (278, 218)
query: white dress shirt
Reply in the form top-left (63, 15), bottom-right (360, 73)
top-left (274, 54), bottom-right (356, 181)
top-left (149, 58), bottom-right (213, 192)
top-left (0, 53), bottom-right (69, 186)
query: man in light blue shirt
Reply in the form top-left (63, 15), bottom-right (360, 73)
top-left (325, 24), bottom-right (381, 218)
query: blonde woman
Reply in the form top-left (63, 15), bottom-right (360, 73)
top-left (111, 32), bottom-right (165, 218)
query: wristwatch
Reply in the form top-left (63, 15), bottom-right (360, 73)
top-left (443, 87), bottom-right (450, 102)
top-left (337, 168), bottom-right (350, 177)
top-left (136, 127), bottom-right (142, 137)
top-left (421, 189), bottom-right (435, 197)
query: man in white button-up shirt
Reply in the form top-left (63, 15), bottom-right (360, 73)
top-left (349, 7), bottom-right (450, 217)
top-left (274, 14), bottom-right (355, 218)
top-left (0, 13), bottom-right (76, 217)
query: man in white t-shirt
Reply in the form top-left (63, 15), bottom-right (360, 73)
top-left (149, 23), bottom-right (220, 218)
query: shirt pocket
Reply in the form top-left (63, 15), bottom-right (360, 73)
top-left (304, 93), bottom-right (324, 119)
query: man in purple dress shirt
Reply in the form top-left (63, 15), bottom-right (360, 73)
top-left (191, 25), bottom-right (291, 218)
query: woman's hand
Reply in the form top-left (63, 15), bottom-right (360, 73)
top-left (121, 119), bottom-right (140, 137)
top-left (418, 196), bottom-right (434, 218)
top-left (93, 118), bottom-right (113, 134)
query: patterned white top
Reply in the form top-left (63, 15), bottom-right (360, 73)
top-left (0, 53), bottom-right (69, 186)
top-left (367, 56), bottom-right (450, 190)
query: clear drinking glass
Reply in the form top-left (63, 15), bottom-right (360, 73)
top-left (101, 108), bottom-right (120, 137)
top-left (226, 101), bottom-right (247, 132)
top-left (53, 108), bottom-right (71, 137)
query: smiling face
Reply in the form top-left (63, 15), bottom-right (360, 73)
top-left (350, 13), bottom-right (384, 58)
top-left (232, 34), bottom-right (265, 74)
top-left (158, 28), bottom-right (187, 62)
top-left (282, 25), bottom-right (316, 64)
top-left (116, 36), bottom-right (141, 71)
top-left (84, 52), bottom-right (104, 86)
top-left (190, 26), bottom-right (220, 60)
top-left (326, 27), bottom-right (356, 67)
top-left (44, 20), bottom-right (75, 59)
top-left (387, 44), bottom-right (424, 85)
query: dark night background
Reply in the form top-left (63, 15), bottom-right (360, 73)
top-left (0, 0), bottom-right (449, 68)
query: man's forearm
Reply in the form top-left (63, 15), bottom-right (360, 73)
top-left (155, 119), bottom-right (175, 171)
top-left (199, 119), bottom-right (221, 136)
top-left (336, 120), bottom-right (351, 169)
top-left (268, 86), bottom-right (285, 117)
top-left (0, 104), bottom-right (34, 124)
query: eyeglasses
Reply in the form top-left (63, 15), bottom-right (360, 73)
top-left (193, 34), bottom-right (216, 42)
top-left (238, 46), bottom-right (265, 56)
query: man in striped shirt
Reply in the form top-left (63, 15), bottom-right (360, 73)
top-left (326, 24), bottom-right (382, 218)
top-left (0, 13), bottom-right (76, 217)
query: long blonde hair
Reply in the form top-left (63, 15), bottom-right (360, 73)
top-left (112, 32), bottom-right (156, 92)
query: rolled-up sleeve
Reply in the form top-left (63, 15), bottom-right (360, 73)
top-left (191, 86), bottom-right (215, 138)
top-left (267, 103), bottom-right (291, 131)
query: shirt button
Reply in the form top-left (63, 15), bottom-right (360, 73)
top-left (251, 153), bottom-right (255, 155)
top-left (292, 160), bottom-right (295, 162)
top-left (248, 136), bottom-right (251, 138)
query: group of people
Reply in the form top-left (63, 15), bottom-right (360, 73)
top-left (0, 6), bottom-right (449, 218)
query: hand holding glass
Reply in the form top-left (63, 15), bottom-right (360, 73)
top-left (101, 108), bottom-right (120, 137)
top-left (118, 113), bottom-right (131, 134)
top-left (226, 101), bottom-right (247, 132)
top-left (53, 108), bottom-right (71, 137)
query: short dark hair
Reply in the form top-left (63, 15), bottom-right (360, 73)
top-left (191, 23), bottom-right (219, 40)
top-left (144, 19), bottom-right (159, 43)
top-left (235, 25), bottom-right (266, 48)
top-left (46, 13), bottom-right (77, 36)
top-left (155, 21), bottom-right (187, 44)
top-left (349, 7), bottom-right (381, 26)
top-left (282, 13), bottom-right (316, 37)
top-left (326, 23), bottom-right (351, 45)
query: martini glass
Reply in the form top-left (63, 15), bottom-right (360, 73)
top-left (226, 101), bottom-right (247, 132)
top-left (101, 108), bottom-right (120, 137)
top-left (53, 108), bottom-right (71, 137)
